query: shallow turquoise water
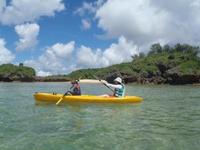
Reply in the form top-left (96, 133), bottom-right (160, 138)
top-left (0, 82), bottom-right (200, 150)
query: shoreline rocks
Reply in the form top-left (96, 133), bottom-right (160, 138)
top-left (103, 71), bottom-right (200, 85)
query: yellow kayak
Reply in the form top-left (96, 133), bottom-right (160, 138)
top-left (34, 92), bottom-right (143, 103)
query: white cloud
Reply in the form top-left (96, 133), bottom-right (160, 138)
top-left (95, 0), bottom-right (200, 49)
top-left (15, 23), bottom-right (40, 51)
top-left (0, 38), bottom-right (15, 64)
top-left (24, 41), bottom-right (75, 76)
top-left (77, 46), bottom-right (106, 68)
top-left (95, 0), bottom-right (170, 44)
top-left (75, 0), bottom-right (105, 31)
top-left (77, 36), bottom-right (138, 68)
top-left (81, 19), bottom-right (91, 30)
top-left (0, 0), bottom-right (65, 25)
top-left (75, 2), bottom-right (96, 16)
top-left (37, 70), bottom-right (52, 77)
top-left (103, 36), bottom-right (138, 64)
top-left (47, 42), bottom-right (75, 58)
top-left (0, 0), bottom-right (5, 12)
top-left (24, 36), bottom-right (138, 75)
top-left (75, 0), bottom-right (105, 16)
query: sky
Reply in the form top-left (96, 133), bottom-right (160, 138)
top-left (0, 0), bottom-right (200, 76)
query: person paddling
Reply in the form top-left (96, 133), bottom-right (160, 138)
top-left (101, 77), bottom-right (125, 97)
top-left (65, 80), bottom-right (81, 96)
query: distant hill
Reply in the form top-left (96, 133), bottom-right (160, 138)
top-left (0, 63), bottom-right (36, 82)
top-left (67, 43), bottom-right (200, 85)
top-left (1, 43), bottom-right (199, 84)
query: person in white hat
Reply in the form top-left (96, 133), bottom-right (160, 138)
top-left (101, 77), bottom-right (126, 97)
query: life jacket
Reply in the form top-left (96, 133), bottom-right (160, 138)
top-left (72, 84), bottom-right (81, 95)
top-left (114, 84), bottom-right (125, 97)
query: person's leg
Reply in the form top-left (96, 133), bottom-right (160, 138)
top-left (64, 91), bottom-right (72, 96)
top-left (98, 94), bottom-right (110, 97)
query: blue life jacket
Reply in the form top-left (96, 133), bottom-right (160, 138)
top-left (114, 84), bottom-right (125, 97)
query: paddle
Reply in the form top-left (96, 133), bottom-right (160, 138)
top-left (56, 95), bottom-right (65, 105)
top-left (93, 75), bottom-right (114, 92)
top-left (56, 90), bottom-right (72, 105)
top-left (56, 80), bottom-right (79, 105)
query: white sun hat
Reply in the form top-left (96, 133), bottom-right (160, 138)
top-left (114, 77), bottom-right (122, 84)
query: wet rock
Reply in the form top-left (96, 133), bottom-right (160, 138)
top-left (166, 74), bottom-right (200, 84)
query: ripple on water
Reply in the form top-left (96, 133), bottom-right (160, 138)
top-left (0, 83), bottom-right (200, 150)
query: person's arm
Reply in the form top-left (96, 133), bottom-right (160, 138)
top-left (105, 83), bottom-right (122, 89)
top-left (70, 85), bottom-right (74, 89)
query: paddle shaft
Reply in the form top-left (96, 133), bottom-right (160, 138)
top-left (101, 82), bottom-right (115, 92)
top-left (56, 96), bottom-right (64, 105)
top-left (56, 78), bottom-right (81, 105)
top-left (56, 84), bottom-right (74, 105)
top-left (93, 75), bottom-right (115, 92)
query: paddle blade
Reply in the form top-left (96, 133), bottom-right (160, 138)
top-left (79, 79), bottom-right (106, 83)
top-left (56, 97), bottom-right (63, 105)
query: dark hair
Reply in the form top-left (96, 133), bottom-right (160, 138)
top-left (71, 80), bottom-right (79, 84)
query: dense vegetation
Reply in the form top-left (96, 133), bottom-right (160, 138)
top-left (67, 43), bottom-right (200, 84)
top-left (0, 63), bottom-right (36, 81)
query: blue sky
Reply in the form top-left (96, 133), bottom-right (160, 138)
top-left (1, 0), bottom-right (200, 76)
top-left (0, 0), bottom-right (114, 62)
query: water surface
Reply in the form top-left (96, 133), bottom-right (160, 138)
top-left (0, 82), bottom-right (200, 150)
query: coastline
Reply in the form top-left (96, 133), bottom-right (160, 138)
top-left (1, 44), bottom-right (200, 85)
top-left (0, 79), bottom-right (199, 86)
top-left (0, 79), bottom-right (107, 84)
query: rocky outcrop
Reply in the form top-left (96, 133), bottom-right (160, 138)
top-left (0, 64), bottom-right (36, 82)
top-left (0, 73), bottom-right (35, 82)
top-left (101, 62), bottom-right (200, 85)
top-left (165, 73), bottom-right (200, 84)
top-left (0, 75), bottom-right (13, 82)
top-left (104, 73), bottom-right (200, 85)
top-left (163, 67), bottom-right (200, 84)
top-left (137, 76), bottom-right (166, 84)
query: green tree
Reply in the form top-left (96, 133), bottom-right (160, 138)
top-left (139, 52), bottom-right (145, 58)
top-left (163, 44), bottom-right (171, 52)
top-left (148, 43), bottom-right (162, 55)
